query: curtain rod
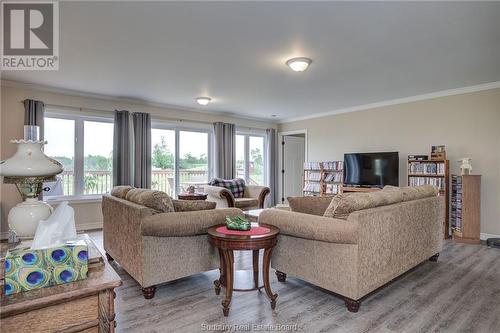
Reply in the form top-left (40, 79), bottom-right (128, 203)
top-left (40, 102), bottom-right (216, 126)
top-left (22, 101), bottom-right (270, 131)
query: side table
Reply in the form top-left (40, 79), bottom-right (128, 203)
top-left (243, 208), bottom-right (264, 222)
top-left (178, 192), bottom-right (208, 200)
top-left (207, 223), bottom-right (279, 316)
top-left (0, 236), bottom-right (122, 332)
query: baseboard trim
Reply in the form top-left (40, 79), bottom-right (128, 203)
top-left (480, 233), bottom-right (500, 241)
top-left (77, 222), bottom-right (103, 232)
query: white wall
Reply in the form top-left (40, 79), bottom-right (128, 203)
top-left (279, 88), bottom-right (500, 236)
top-left (1, 81), bottom-right (276, 232)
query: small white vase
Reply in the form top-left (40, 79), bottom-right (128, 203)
top-left (8, 198), bottom-right (53, 239)
top-left (0, 140), bottom-right (63, 177)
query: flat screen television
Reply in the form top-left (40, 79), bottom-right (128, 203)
top-left (343, 152), bottom-right (399, 188)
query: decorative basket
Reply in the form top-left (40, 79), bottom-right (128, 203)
top-left (225, 216), bottom-right (251, 231)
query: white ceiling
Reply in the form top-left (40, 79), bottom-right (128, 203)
top-left (4, 1), bottom-right (500, 122)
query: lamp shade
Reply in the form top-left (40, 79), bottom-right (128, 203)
top-left (0, 140), bottom-right (63, 177)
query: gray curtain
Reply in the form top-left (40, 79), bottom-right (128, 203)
top-left (213, 122), bottom-right (236, 179)
top-left (113, 110), bottom-right (134, 186)
top-left (133, 112), bottom-right (151, 188)
top-left (265, 128), bottom-right (278, 206)
top-left (24, 99), bottom-right (45, 139)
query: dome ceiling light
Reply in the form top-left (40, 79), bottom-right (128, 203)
top-left (195, 97), bottom-right (212, 105)
top-left (286, 57), bottom-right (312, 72)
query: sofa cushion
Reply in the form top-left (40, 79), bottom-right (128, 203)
top-left (111, 185), bottom-right (133, 199)
top-left (384, 185), bottom-right (438, 201)
top-left (287, 196), bottom-right (333, 216)
top-left (172, 199), bottom-right (216, 212)
top-left (125, 188), bottom-right (174, 213)
top-left (141, 208), bottom-right (243, 237)
top-left (208, 178), bottom-right (246, 198)
top-left (234, 198), bottom-right (259, 209)
top-left (323, 189), bottom-right (403, 220)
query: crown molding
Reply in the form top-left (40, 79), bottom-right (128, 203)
top-left (3, 79), bottom-right (498, 125)
top-left (280, 81), bottom-right (500, 123)
top-left (0, 79), bottom-right (279, 125)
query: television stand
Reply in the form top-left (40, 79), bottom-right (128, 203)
top-left (341, 186), bottom-right (381, 193)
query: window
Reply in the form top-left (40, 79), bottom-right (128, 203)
top-left (235, 133), bottom-right (266, 185)
top-left (235, 135), bottom-right (245, 180)
top-left (249, 136), bottom-right (265, 185)
top-left (151, 126), bottom-right (211, 196)
top-left (151, 128), bottom-right (175, 196)
top-left (44, 118), bottom-right (75, 196)
top-left (83, 121), bottom-right (113, 195)
top-left (44, 114), bottom-right (113, 198)
top-left (179, 131), bottom-right (209, 191)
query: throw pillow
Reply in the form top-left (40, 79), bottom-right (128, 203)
top-left (111, 185), bottom-right (133, 199)
top-left (208, 178), bottom-right (246, 198)
top-left (125, 188), bottom-right (175, 213)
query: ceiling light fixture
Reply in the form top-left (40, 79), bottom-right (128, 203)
top-left (195, 97), bottom-right (212, 105)
top-left (286, 57), bottom-right (312, 72)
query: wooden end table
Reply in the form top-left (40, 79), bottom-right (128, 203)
top-left (1, 236), bottom-right (122, 332)
top-left (243, 208), bottom-right (265, 222)
top-left (207, 223), bottom-right (279, 316)
top-left (177, 192), bottom-right (208, 200)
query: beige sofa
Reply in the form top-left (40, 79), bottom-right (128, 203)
top-left (204, 184), bottom-right (270, 210)
top-left (102, 187), bottom-right (242, 299)
top-left (258, 186), bottom-right (443, 312)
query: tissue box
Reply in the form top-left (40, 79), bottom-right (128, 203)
top-left (4, 240), bottom-right (88, 296)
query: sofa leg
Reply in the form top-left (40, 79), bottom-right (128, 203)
top-left (105, 252), bottom-right (114, 262)
top-left (344, 298), bottom-right (361, 312)
top-left (142, 286), bottom-right (156, 299)
top-left (275, 271), bottom-right (287, 282)
top-left (429, 253), bottom-right (440, 262)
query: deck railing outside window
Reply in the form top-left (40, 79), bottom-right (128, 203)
top-left (56, 168), bottom-right (258, 197)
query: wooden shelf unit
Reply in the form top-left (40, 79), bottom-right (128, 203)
top-left (341, 187), bottom-right (381, 193)
top-left (451, 175), bottom-right (481, 244)
top-left (303, 161), bottom-right (343, 197)
top-left (407, 159), bottom-right (450, 238)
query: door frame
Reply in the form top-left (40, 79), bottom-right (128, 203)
top-left (278, 129), bottom-right (308, 203)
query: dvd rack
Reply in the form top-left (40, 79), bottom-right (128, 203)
top-left (407, 158), bottom-right (450, 238)
top-left (303, 161), bottom-right (343, 197)
top-left (450, 175), bottom-right (481, 244)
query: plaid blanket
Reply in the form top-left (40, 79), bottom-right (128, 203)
top-left (208, 178), bottom-right (246, 198)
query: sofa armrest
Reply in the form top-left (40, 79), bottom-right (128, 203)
top-left (245, 185), bottom-right (271, 208)
top-left (203, 185), bottom-right (235, 208)
top-left (348, 196), bottom-right (443, 299)
top-left (258, 209), bottom-right (358, 244)
top-left (141, 208), bottom-right (243, 237)
top-left (287, 196), bottom-right (333, 216)
top-left (172, 199), bottom-right (216, 212)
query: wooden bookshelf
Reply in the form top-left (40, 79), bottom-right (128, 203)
top-left (407, 159), bottom-right (450, 238)
top-left (451, 175), bottom-right (481, 244)
top-left (303, 161), bottom-right (343, 197)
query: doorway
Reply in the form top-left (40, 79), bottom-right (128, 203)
top-left (278, 130), bottom-right (307, 204)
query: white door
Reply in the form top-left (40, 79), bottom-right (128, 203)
top-left (281, 135), bottom-right (305, 203)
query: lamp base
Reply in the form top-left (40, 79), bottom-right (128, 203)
top-left (8, 198), bottom-right (53, 239)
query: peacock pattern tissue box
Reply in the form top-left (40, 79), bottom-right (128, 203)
top-left (4, 240), bottom-right (88, 296)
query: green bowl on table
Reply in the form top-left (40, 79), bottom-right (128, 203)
top-left (225, 216), bottom-right (251, 231)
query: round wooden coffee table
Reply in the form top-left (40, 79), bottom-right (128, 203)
top-left (207, 223), bottom-right (279, 316)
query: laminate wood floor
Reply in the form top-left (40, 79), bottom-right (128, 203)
top-left (88, 232), bottom-right (500, 333)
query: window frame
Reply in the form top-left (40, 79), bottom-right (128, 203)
top-left (235, 130), bottom-right (267, 186)
top-left (44, 111), bottom-right (114, 201)
top-left (151, 121), bottom-right (213, 195)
